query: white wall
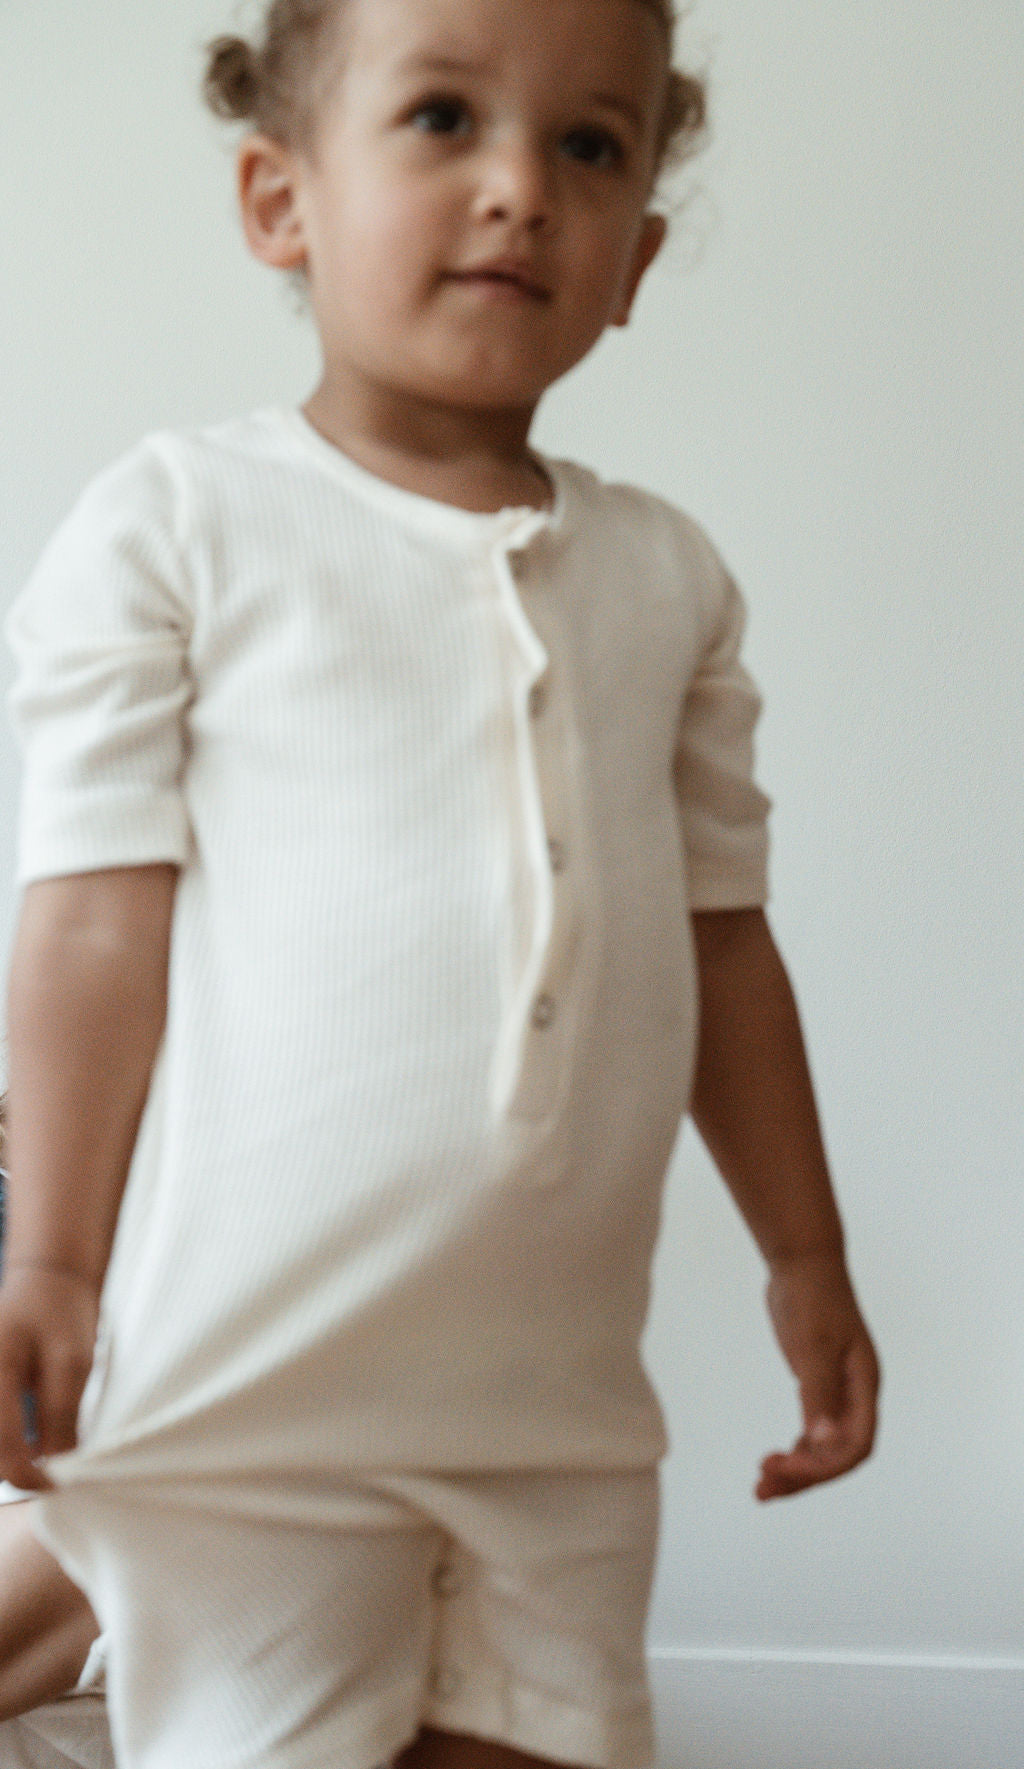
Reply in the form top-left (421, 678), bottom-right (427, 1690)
top-left (2, 2), bottom-right (1022, 1763)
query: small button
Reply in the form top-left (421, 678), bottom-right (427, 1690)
top-left (528, 682), bottom-right (547, 719)
top-left (430, 1666), bottom-right (463, 1702)
top-left (432, 1562), bottom-right (462, 1599)
top-left (531, 994), bottom-right (557, 1030)
top-left (547, 838), bottom-right (567, 874)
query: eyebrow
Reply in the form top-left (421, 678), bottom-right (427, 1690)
top-left (587, 93), bottom-right (646, 135)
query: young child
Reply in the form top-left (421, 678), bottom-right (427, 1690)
top-left (0, 2), bottom-right (879, 1767)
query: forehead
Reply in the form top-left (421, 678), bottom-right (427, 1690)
top-left (341, 0), bottom-right (668, 104)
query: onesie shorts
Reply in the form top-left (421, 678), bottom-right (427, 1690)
top-left (36, 1468), bottom-right (660, 1769)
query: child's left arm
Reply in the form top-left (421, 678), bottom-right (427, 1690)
top-left (690, 906), bottom-right (880, 1501)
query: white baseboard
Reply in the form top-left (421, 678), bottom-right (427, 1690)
top-left (647, 1648), bottom-right (1024, 1769)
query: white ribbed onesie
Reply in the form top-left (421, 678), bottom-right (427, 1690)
top-left (6, 410), bottom-right (770, 1769)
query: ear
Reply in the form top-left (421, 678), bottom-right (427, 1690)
top-left (237, 134), bottom-right (309, 271)
top-left (611, 212), bottom-right (668, 327)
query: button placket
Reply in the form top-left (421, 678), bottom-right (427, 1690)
top-left (489, 527), bottom-right (583, 1122)
top-left (432, 1560), bottom-right (463, 1599)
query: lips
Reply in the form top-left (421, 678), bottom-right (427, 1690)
top-left (449, 260), bottom-right (551, 300)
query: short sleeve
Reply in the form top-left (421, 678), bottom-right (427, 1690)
top-left (5, 440), bottom-right (195, 885)
top-left (674, 553), bottom-right (771, 911)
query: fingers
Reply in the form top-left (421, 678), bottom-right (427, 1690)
top-left (0, 1276), bottom-right (98, 1487)
top-left (755, 1428), bottom-right (850, 1502)
top-left (760, 1251), bottom-right (881, 1503)
top-left (0, 1346), bottom-right (51, 1492)
top-left (756, 1332), bottom-right (880, 1502)
top-left (837, 1332), bottom-right (881, 1463)
top-left (795, 1343), bottom-right (847, 1445)
top-left (36, 1340), bottom-right (93, 1458)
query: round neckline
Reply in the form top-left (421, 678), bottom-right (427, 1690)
top-left (267, 406), bottom-right (569, 545)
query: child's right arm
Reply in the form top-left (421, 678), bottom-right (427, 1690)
top-left (0, 865), bottom-right (176, 1490)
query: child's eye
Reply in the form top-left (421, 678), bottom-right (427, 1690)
top-left (560, 127), bottom-right (626, 169)
top-left (409, 97), bottom-right (473, 138)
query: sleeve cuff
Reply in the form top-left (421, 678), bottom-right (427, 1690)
top-left (16, 789), bottom-right (191, 885)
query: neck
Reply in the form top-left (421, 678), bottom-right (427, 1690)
top-left (302, 378), bottom-right (552, 513)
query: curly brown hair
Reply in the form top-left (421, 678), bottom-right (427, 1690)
top-left (203, 0), bottom-right (706, 176)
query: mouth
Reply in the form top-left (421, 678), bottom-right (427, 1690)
top-left (447, 262), bottom-right (552, 302)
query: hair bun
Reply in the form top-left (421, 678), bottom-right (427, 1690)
top-left (658, 68), bottom-right (707, 167)
top-left (203, 34), bottom-right (262, 122)
top-left (670, 72), bottom-right (706, 138)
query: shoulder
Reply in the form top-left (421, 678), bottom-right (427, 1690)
top-left (9, 413), bottom-right (305, 631)
top-left (37, 410), bottom-right (307, 542)
top-left (551, 460), bottom-right (736, 629)
top-left (557, 459), bottom-right (724, 563)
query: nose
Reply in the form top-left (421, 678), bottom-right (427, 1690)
top-left (475, 134), bottom-right (555, 235)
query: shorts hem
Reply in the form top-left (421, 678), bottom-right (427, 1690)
top-left (424, 1678), bottom-right (654, 1769)
top-left (255, 1688), bottom-right (424, 1769)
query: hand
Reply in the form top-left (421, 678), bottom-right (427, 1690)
top-left (757, 1250), bottom-right (880, 1501)
top-left (0, 1265), bottom-right (101, 1491)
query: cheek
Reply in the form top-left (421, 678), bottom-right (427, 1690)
top-left (568, 217), bottom-right (641, 311)
top-left (352, 154), bottom-right (447, 234)
top-left (349, 182), bottom-right (450, 287)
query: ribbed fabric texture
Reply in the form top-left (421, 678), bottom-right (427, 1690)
top-left (0, 1698), bottom-right (115, 1769)
top-left (6, 410), bottom-right (770, 1502)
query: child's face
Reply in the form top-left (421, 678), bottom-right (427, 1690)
top-left (244, 0), bottom-right (669, 422)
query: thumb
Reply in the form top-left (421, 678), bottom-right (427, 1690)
top-left (798, 1350), bottom-right (847, 1443)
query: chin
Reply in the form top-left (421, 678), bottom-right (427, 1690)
top-left (425, 356), bottom-right (556, 410)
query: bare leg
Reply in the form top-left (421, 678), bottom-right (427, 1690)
top-left (396, 1729), bottom-right (587, 1769)
top-left (0, 1501), bottom-right (100, 1720)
